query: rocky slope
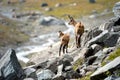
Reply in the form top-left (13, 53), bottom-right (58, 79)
top-left (0, 1), bottom-right (120, 80)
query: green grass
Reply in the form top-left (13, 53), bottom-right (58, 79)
top-left (3, 0), bottom-right (120, 18)
top-left (72, 58), bottom-right (84, 71)
top-left (102, 47), bottom-right (120, 66)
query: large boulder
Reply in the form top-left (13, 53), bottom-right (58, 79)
top-left (39, 16), bottom-right (65, 26)
top-left (87, 30), bottom-right (120, 47)
top-left (0, 49), bottom-right (25, 80)
top-left (81, 28), bottom-right (102, 47)
top-left (90, 56), bottom-right (120, 80)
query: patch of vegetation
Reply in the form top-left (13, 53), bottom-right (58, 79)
top-left (72, 58), bottom-right (84, 71)
top-left (102, 47), bottom-right (120, 66)
top-left (3, 0), bottom-right (119, 18)
top-left (0, 16), bottom-right (29, 46)
top-left (78, 72), bottom-right (93, 80)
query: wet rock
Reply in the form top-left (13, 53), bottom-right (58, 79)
top-left (91, 56), bottom-right (120, 80)
top-left (37, 69), bottom-right (55, 80)
top-left (0, 49), bottom-right (25, 80)
top-left (39, 16), bottom-right (65, 26)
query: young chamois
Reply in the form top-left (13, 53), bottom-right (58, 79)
top-left (58, 31), bottom-right (70, 56)
top-left (68, 15), bottom-right (84, 48)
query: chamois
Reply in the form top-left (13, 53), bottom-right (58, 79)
top-left (58, 31), bottom-right (70, 56)
top-left (68, 15), bottom-right (84, 48)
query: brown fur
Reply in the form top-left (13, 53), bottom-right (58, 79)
top-left (68, 15), bottom-right (84, 48)
top-left (58, 31), bottom-right (70, 56)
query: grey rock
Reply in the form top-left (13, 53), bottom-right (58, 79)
top-left (0, 49), bottom-right (25, 80)
top-left (46, 58), bottom-right (58, 74)
top-left (37, 69), bottom-right (55, 80)
top-left (23, 78), bottom-right (35, 80)
top-left (55, 3), bottom-right (62, 7)
top-left (87, 30), bottom-right (120, 47)
top-left (40, 3), bottom-right (48, 7)
top-left (59, 54), bottom-right (73, 65)
top-left (104, 75), bottom-right (118, 80)
top-left (91, 56), bottom-right (120, 80)
top-left (113, 2), bottom-right (120, 17)
top-left (39, 16), bottom-right (65, 26)
top-left (64, 66), bottom-right (72, 71)
top-left (81, 28), bottom-right (102, 47)
top-left (24, 67), bottom-right (37, 79)
top-left (44, 7), bottom-right (52, 11)
top-left (52, 74), bottom-right (65, 80)
top-left (64, 70), bottom-right (81, 79)
top-left (89, 0), bottom-right (96, 3)
top-left (91, 44), bottom-right (103, 54)
top-left (86, 56), bottom-right (97, 65)
top-left (99, 22), bottom-right (114, 31)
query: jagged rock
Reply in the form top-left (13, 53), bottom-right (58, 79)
top-left (99, 22), bottom-right (114, 31)
top-left (0, 49), bottom-right (25, 80)
top-left (87, 30), bottom-right (120, 47)
top-left (37, 69), bottom-right (55, 80)
top-left (39, 16), bottom-right (65, 26)
top-left (90, 56), bottom-right (120, 80)
top-left (112, 26), bottom-right (120, 32)
top-left (81, 28), bottom-right (102, 47)
top-left (24, 67), bottom-right (37, 79)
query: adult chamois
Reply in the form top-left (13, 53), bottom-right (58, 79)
top-left (58, 31), bottom-right (70, 56)
top-left (68, 15), bottom-right (84, 48)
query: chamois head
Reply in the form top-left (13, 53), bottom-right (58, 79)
top-left (58, 31), bottom-right (64, 38)
top-left (68, 15), bottom-right (76, 25)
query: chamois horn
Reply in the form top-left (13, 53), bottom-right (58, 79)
top-left (68, 15), bottom-right (73, 20)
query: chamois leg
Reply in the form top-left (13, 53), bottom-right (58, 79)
top-left (59, 44), bottom-right (62, 56)
top-left (75, 36), bottom-right (78, 48)
top-left (63, 44), bottom-right (66, 54)
top-left (78, 35), bottom-right (81, 48)
top-left (65, 44), bottom-right (68, 53)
